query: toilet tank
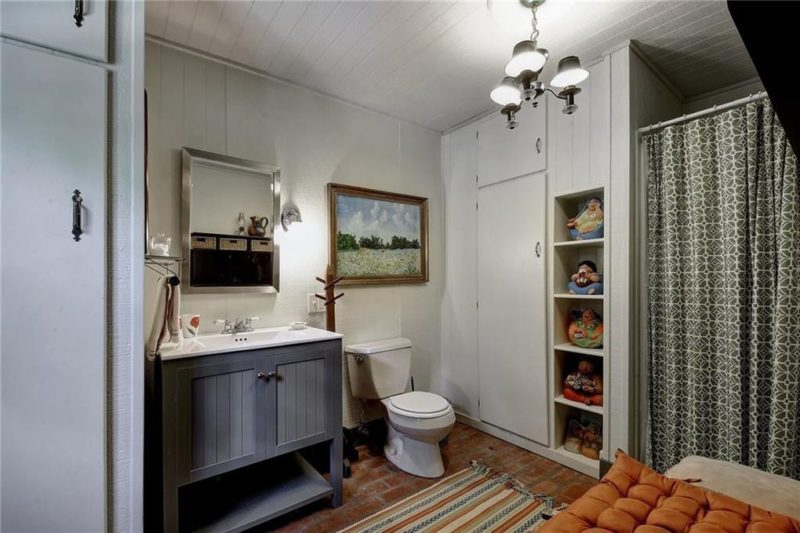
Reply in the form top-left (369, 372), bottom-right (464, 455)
top-left (345, 338), bottom-right (412, 400)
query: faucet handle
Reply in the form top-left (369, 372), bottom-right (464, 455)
top-left (214, 319), bottom-right (233, 333)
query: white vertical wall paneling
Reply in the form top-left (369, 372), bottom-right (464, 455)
top-left (589, 58), bottom-right (612, 186)
top-left (145, 42), bottom-right (443, 428)
top-left (440, 125), bottom-right (480, 417)
top-left (551, 93), bottom-right (575, 192)
top-left (626, 48), bottom-right (683, 458)
top-left (572, 79), bottom-right (591, 189)
top-left (609, 46), bottom-right (632, 458)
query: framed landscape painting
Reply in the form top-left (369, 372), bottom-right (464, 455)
top-left (328, 183), bottom-right (428, 285)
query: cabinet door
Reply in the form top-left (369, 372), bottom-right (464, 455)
top-left (1, 0), bottom-right (108, 61)
top-left (477, 172), bottom-right (549, 445)
top-left (175, 357), bottom-right (264, 483)
top-left (265, 343), bottom-right (338, 457)
top-left (477, 100), bottom-right (546, 187)
top-left (0, 42), bottom-right (106, 533)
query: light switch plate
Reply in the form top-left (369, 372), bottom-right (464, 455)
top-left (307, 293), bottom-right (325, 314)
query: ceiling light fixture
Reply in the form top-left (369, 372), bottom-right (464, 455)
top-left (490, 0), bottom-right (589, 129)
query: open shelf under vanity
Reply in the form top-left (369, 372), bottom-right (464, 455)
top-left (179, 454), bottom-right (332, 533)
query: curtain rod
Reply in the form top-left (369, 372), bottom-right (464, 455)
top-left (638, 91), bottom-right (768, 135)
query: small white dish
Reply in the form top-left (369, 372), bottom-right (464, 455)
top-left (290, 321), bottom-right (308, 330)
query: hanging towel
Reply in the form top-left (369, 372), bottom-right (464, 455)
top-left (146, 276), bottom-right (181, 358)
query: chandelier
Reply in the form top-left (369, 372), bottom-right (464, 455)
top-left (490, 0), bottom-right (589, 129)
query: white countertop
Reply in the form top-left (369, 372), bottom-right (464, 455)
top-left (159, 325), bottom-right (342, 360)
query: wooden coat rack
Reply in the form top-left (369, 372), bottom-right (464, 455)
top-left (315, 264), bottom-right (343, 332)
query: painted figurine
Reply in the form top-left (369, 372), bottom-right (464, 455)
top-left (567, 196), bottom-right (604, 240)
top-left (563, 358), bottom-right (603, 406)
top-left (568, 308), bottom-right (603, 349)
top-left (568, 260), bottom-right (603, 295)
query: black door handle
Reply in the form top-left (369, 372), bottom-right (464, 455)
top-left (74, 0), bottom-right (84, 27)
top-left (72, 190), bottom-right (83, 241)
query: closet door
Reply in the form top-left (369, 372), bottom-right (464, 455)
top-left (477, 172), bottom-right (548, 445)
top-left (477, 101), bottom-right (546, 187)
top-left (0, 0), bottom-right (108, 61)
top-left (1, 43), bottom-right (106, 532)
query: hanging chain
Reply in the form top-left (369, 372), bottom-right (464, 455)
top-left (529, 5), bottom-right (539, 43)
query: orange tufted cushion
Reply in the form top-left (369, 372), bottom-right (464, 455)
top-left (539, 451), bottom-right (800, 533)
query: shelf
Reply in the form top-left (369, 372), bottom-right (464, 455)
top-left (554, 293), bottom-right (604, 300)
top-left (554, 238), bottom-right (604, 248)
top-left (552, 446), bottom-right (600, 477)
top-left (553, 343), bottom-right (604, 357)
top-left (553, 187), bottom-right (605, 201)
top-left (180, 453), bottom-right (333, 533)
top-left (145, 254), bottom-right (182, 262)
top-left (554, 395), bottom-right (604, 415)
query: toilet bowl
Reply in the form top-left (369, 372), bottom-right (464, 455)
top-left (345, 338), bottom-right (455, 478)
top-left (382, 391), bottom-right (456, 478)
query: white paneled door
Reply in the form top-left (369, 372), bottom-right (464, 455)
top-left (1, 43), bottom-right (106, 532)
top-left (0, 0), bottom-right (108, 61)
top-left (477, 172), bottom-right (548, 445)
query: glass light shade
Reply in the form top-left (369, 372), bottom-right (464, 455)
top-left (490, 77), bottom-right (522, 106)
top-left (505, 41), bottom-right (548, 76)
top-left (550, 55), bottom-right (589, 88)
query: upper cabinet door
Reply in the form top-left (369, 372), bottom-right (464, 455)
top-left (478, 99), bottom-right (546, 187)
top-left (1, 0), bottom-right (107, 62)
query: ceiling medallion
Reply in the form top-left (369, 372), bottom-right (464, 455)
top-left (490, 0), bottom-right (589, 129)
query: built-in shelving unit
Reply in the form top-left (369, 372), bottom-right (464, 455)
top-left (548, 186), bottom-right (609, 478)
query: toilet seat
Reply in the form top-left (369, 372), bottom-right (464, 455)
top-left (387, 391), bottom-right (451, 419)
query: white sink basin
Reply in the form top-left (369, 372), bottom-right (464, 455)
top-left (159, 325), bottom-right (342, 360)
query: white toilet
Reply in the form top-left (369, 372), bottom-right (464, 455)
top-left (345, 338), bottom-right (455, 478)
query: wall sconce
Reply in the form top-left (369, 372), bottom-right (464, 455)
top-left (280, 203), bottom-right (302, 232)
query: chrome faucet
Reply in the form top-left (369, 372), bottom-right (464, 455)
top-left (215, 317), bottom-right (260, 334)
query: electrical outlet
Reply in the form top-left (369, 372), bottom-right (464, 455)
top-left (307, 293), bottom-right (325, 314)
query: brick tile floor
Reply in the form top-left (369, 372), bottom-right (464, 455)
top-left (266, 422), bottom-right (595, 532)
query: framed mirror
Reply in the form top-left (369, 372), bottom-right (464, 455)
top-left (181, 148), bottom-right (280, 293)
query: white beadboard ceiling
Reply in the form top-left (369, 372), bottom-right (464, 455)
top-left (145, 0), bottom-right (757, 132)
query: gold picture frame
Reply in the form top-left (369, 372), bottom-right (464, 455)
top-left (328, 183), bottom-right (428, 285)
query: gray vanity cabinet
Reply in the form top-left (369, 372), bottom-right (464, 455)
top-left (152, 339), bottom-right (342, 533)
top-left (268, 345), bottom-right (337, 456)
top-left (176, 356), bottom-right (263, 483)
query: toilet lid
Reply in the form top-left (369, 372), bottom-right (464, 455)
top-left (389, 391), bottom-right (450, 415)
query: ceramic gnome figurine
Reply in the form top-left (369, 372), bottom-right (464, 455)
top-left (568, 308), bottom-right (604, 349)
top-left (563, 358), bottom-right (603, 406)
top-left (568, 260), bottom-right (603, 295)
top-left (567, 196), bottom-right (604, 240)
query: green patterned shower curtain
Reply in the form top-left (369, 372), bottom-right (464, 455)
top-left (645, 99), bottom-right (800, 479)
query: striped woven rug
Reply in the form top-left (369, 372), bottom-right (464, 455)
top-left (339, 462), bottom-right (555, 533)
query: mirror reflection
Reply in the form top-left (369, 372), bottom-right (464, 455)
top-left (181, 148), bottom-right (280, 293)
